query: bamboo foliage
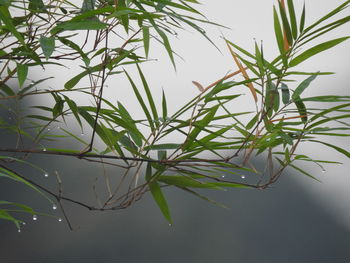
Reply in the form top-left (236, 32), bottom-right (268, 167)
top-left (0, 0), bottom-right (350, 229)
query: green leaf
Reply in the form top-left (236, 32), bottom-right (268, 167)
top-left (290, 37), bottom-right (350, 67)
top-left (287, 0), bottom-right (298, 39)
top-left (289, 163), bottom-right (321, 182)
top-left (294, 97), bottom-right (307, 123)
top-left (17, 63), bottom-right (28, 88)
top-left (159, 175), bottom-right (222, 189)
top-left (246, 113), bottom-right (258, 130)
top-left (162, 89), bottom-right (167, 120)
top-left (142, 26), bottom-right (150, 57)
top-left (39, 36), bottom-right (55, 60)
top-left (292, 74), bottom-right (318, 100)
top-left (300, 3), bottom-right (306, 33)
top-left (124, 70), bottom-right (155, 132)
top-left (63, 96), bottom-right (82, 129)
top-left (52, 20), bottom-right (107, 33)
top-left (0, 210), bottom-right (21, 230)
top-left (281, 83), bottom-right (290, 104)
top-left (146, 163), bottom-right (172, 224)
top-left (81, 0), bottom-right (95, 12)
top-left (273, 6), bottom-right (286, 65)
top-left (303, 0), bottom-right (350, 34)
top-left (0, 83), bottom-right (15, 96)
top-left (0, 166), bottom-right (53, 203)
top-left (182, 105), bottom-right (219, 150)
top-left (144, 144), bottom-right (180, 151)
top-left (278, 1), bottom-right (293, 46)
top-left (0, 6), bottom-right (25, 45)
top-left (58, 37), bottom-right (90, 65)
top-left (117, 101), bottom-right (143, 147)
top-left (29, 0), bottom-right (45, 12)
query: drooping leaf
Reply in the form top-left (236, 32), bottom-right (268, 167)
top-left (39, 36), bottom-right (55, 60)
top-left (16, 63), bottom-right (28, 88)
top-left (281, 83), bottom-right (290, 104)
top-left (146, 163), bottom-right (172, 224)
top-left (142, 26), bottom-right (150, 57)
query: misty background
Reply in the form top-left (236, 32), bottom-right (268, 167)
top-left (1, 0), bottom-right (350, 262)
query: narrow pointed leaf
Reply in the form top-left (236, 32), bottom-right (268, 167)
top-left (292, 74), bottom-right (318, 100)
top-left (17, 63), bottom-right (28, 88)
top-left (290, 37), bottom-right (350, 67)
top-left (287, 0), bottom-right (298, 39)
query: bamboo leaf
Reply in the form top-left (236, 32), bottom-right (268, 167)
top-left (142, 26), bottom-right (150, 57)
top-left (290, 37), bottom-right (350, 67)
top-left (124, 70), bottom-right (155, 132)
top-left (278, 1), bottom-right (293, 46)
top-left (136, 65), bottom-right (159, 125)
top-left (16, 63), bottom-right (28, 88)
top-left (146, 163), bottom-right (172, 224)
top-left (226, 40), bottom-right (258, 102)
top-left (292, 74), bottom-right (318, 100)
top-left (0, 6), bottom-right (25, 45)
top-left (281, 83), bottom-right (290, 104)
top-left (287, 0), bottom-right (298, 39)
top-left (273, 6), bottom-right (287, 65)
top-left (294, 97), bottom-right (307, 123)
top-left (162, 89), bottom-right (167, 120)
top-left (300, 3), bottom-right (306, 32)
top-left (182, 105), bottom-right (219, 150)
top-left (39, 36), bottom-right (55, 60)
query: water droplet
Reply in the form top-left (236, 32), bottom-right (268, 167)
top-left (322, 169), bottom-right (326, 173)
top-left (52, 204), bottom-right (57, 210)
top-left (58, 218), bottom-right (62, 222)
top-left (43, 148), bottom-right (47, 152)
top-left (47, 128), bottom-right (51, 131)
top-left (168, 223), bottom-right (172, 227)
top-left (241, 175), bottom-right (246, 179)
top-left (221, 175), bottom-right (225, 178)
top-left (81, 133), bottom-right (84, 136)
top-left (18, 229), bottom-right (21, 233)
top-left (44, 172), bottom-right (49, 178)
top-left (57, 126), bottom-right (61, 129)
top-left (22, 222), bottom-right (26, 225)
top-left (33, 215), bottom-right (38, 221)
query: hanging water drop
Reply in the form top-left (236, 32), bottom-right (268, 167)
top-left (43, 148), bottom-right (47, 152)
top-left (58, 218), bottom-right (62, 222)
top-left (57, 126), bottom-right (61, 129)
top-left (44, 172), bottom-right (49, 178)
top-left (168, 223), bottom-right (172, 227)
top-left (33, 215), bottom-right (38, 221)
top-left (18, 229), bottom-right (21, 233)
top-left (22, 222), bottom-right (26, 225)
top-left (221, 175), bottom-right (225, 178)
top-left (241, 175), bottom-right (246, 179)
top-left (52, 204), bottom-right (57, 210)
top-left (81, 132), bottom-right (84, 136)
top-left (322, 169), bottom-right (326, 173)
top-left (47, 128), bottom-right (51, 131)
